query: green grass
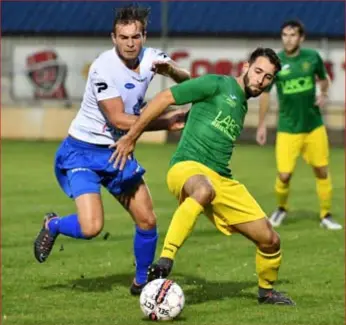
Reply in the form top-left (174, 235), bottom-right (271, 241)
top-left (2, 141), bottom-right (344, 325)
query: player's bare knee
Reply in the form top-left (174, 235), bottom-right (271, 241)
top-left (191, 184), bottom-right (215, 206)
top-left (79, 215), bottom-right (103, 238)
top-left (133, 206), bottom-right (157, 230)
top-left (257, 219), bottom-right (281, 252)
top-left (313, 166), bottom-right (328, 179)
top-left (136, 213), bottom-right (157, 230)
top-left (259, 230), bottom-right (280, 253)
top-left (80, 221), bottom-right (103, 238)
top-left (271, 231), bottom-right (281, 250)
top-left (279, 172), bottom-right (291, 184)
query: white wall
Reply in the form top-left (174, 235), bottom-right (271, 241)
top-left (2, 35), bottom-right (344, 139)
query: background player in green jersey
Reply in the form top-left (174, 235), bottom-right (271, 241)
top-left (256, 20), bottom-right (342, 230)
top-left (111, 48), bottom-right (295, 305)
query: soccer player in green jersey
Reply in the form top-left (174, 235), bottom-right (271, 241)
top-left (256, 20), bottom-right (342, 230)
top-left (110, 48), bottom-right (295, 305)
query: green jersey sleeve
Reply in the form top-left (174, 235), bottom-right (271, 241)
top-left (315, 51), bottom-right (327, 80)
top-left (170, 74), bottom-right (220, 105)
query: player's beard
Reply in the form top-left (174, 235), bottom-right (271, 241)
top-left (243, 72), bottom-right (262, 98)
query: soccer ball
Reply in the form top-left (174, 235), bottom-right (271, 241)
top-left (139, 278), bottom-right (185, 321)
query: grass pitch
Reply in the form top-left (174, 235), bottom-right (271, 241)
top-left (2, 141), bottom-right (344, 325)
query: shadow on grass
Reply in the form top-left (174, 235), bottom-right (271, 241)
top-left (281, 209), bottom-right (319, 226)
top-left (42, 272), bottom-right (291, 305)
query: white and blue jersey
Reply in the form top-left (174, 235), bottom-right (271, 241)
top-left (55, 47), bottom-right (171, 198)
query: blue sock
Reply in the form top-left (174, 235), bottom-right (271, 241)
top-left (48, 214), bottom-right (89, 239)
top-left (134, 225), bottom-right (158, 285)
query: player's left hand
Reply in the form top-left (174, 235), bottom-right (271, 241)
top-left (108, 135), bottom-right (136, 170)
top-left (151, 60), bottom-right (174, 77)
top-left (315, 94), bottom-right (328, 109)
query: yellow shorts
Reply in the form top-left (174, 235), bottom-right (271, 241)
top-left (166, 161), bottom-right (266, 236)
top-left (276, 125), bottom-right (329, 173)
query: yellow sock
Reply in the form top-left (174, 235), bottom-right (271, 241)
top-left (161, 197), bottom-right (204, 260)
top-left (275, 177), bottom-right (289, 210)
top-left (256, 249), bottom-right (282, 289)
top-left (316, 176), bottom-right (332, 219)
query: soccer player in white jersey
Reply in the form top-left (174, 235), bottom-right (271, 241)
top-left (33, 5), bottom-right (190, 295)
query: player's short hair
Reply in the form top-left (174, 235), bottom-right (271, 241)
top-left (248, 47), bottom-right (282, 74)
top-left (280, 19), bottom-right (305, 36)
top-left (113, 4), bottom-right (150, 35)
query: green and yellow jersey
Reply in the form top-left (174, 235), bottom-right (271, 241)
top-left (268, 48), bottom-right (328, 133)
top-left (169, 74), bottom-right (247, 178)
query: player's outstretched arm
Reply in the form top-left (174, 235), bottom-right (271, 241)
top-left (99, 96), bottom-right (184, 133)
top-left (109, 89), bottom-right (176, 169)
top-left (126, 73), bottom-right (217, 139)
top-left (127, 89), bottom-right (176, 141)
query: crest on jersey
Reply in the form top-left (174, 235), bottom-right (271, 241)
top-left (26, 50), bottom-right (69, 100)
top-left (302, 61), bottom-right (311, 72)
top-left (223, 94), bottom-right (237, 108)
top-left (278, 64), bottom-right (291, 76)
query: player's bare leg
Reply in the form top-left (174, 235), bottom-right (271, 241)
top-left (270, 172), bottom-right (291, 227)
top-left (313, 165), bottom-right (342, 230)
top-left (148, 175), bottom-right (214, 281)
top-left (34, 193), bottom-right (104, 262)
top-left (75, 194), bottom-right (105, 237)
top-left (116, 179), bottom-right (158, 295)
top-left (233, 218), bottom-right (295, 305)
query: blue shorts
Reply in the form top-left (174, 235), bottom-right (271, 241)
top-left (54, 136), bottom-right (146, 199)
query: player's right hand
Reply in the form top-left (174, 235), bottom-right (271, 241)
top-left (109, 135), bottom-right (136, 170)
top-left (256, 125), bottom-right (267, 146)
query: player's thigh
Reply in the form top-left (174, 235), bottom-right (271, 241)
top-left (302, 125), bottom-right (329, 167)
top-left (114, 178), bottom-right (157, 230)
top-left (205, 179), bottom-right (266, 236)
top-left (67, 169), bottom-right (104, 234)
top-left (167, 161), bottom-right (219, 202)
top-left (276, 132), bottom-right (304, 173)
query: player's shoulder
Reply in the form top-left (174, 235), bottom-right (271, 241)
top-left (90, 48), bottom-right (116, 71)
top-left (300, 47), bottom-right (321, 58)
top-left (195, 74), bottom-right (229, 91)
top-left (199, 73), bottom-right (225, 83)
top-left (143, 47), bottom-right (170, 61)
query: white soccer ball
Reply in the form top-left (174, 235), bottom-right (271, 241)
top-left (139, 278), bottom-right (185, 321)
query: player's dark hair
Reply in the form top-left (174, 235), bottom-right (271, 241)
top-left (113, 4), bottom-right (150, 35)
top-left (281, 19), bottom-right (305, 36)
top-left (248, 47), bottom-right (282, 74)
